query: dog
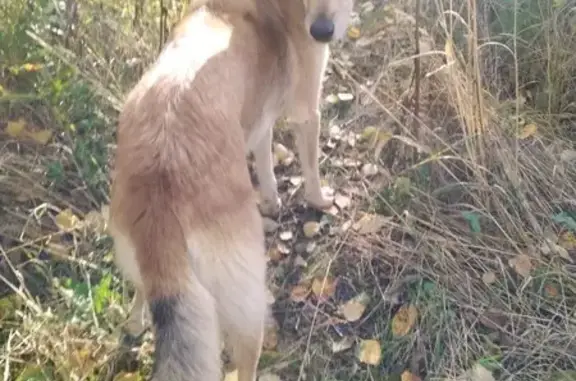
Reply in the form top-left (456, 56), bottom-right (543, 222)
top-left (108, 0), bottom-right (353, 380)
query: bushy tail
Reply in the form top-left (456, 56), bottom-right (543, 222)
top-left (133, 199), bottom-right (222, 381)
top-left (148, 272), bottom-right (221, 381)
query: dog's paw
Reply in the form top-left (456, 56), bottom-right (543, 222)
top-left (304, 191), bottom-right (334, 211)
top-left (259, 196), bottom-right (282, 218)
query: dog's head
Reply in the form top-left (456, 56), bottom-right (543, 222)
top-left (302, 0), bottom-right (353, 43)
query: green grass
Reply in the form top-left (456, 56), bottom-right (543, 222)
top-left (2, 0), bottom-right (576, 380)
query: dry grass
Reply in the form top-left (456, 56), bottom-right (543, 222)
top-left (1, 0), bottom-right (576, 380)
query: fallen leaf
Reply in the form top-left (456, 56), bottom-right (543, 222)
top-left (347, 26), bottom-right (361, 39)
top-left (339, 292), bottom-right (370, 322)
top-left (508, 254), bottom-right (532, 278)
top-left (334, 193), bottom-right (351, 209)
top-left (482, 272), bottom-right (497, 285)
top-left (16, 365), bottom-right (51, 381)
top-left (4, 118), bottom-right (52, 145)
top-left (294, 255), bottom-right (307, 267)
top-left (113, 372), bottom-right (141, 381)
top-left (558, 231), bottom-right (576, 250)
top-left (55, 209), bottom-right (80, 231)
top-left (267, 247), bottom-right (283, 262)
top-left (289, 176), bottom-right (303, 186)
top-left (518, 123), bottom-right (537, 139)
top-left (401, 370), bottom-right (422, 381)
top-left (361, 163), bottom-right (379, 177)
top-left (394, 176), bottom-right (412, 196)
top-left (303, 221), bottom-right (321, 238)
top-left (331, 337), bottom-right (354, 353)
top-left (337, 93), bottom-right (354, 102)
top-left (290, 284), bottom-right (310, 303)
top-left (84, 209), bottom-right (107, 234)
top-left (353, 213), bottom-right (391, 234)
top-left (21, 63), bottom-right (43, 72)
top-left (5, 118), bottom-right (26, 138)
top-left (279, 231), bottom-right (293, 241)
top-left (540, 238), bottom-right (572, 261)
top-left (274, 143), bottom-right (294, 166)
top-left (469, 363), bottom-right (495, 381)
top-left (311, 276), bottom-right (337, 301)
top-left (259, 373), bottom-right (282, 381)
top-left (28, 129), bottom-right (53, 145)
top-left (360, 126), bottom-right (379, 141)
top-left (223, 370), bottom-right (238, 381)
top-left (357, 339), bottom-right (381, 365)
top-left (560, 149), bottom-right (576, 163)
top-left (325, 94), bottom-right (340, 104)
top-left (329, 125), bottom-right (342, 140)
top-left (391, 304), bottom-right (418, 337)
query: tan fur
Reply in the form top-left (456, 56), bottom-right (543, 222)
top-left (109, 0), bottom-right (353, 380)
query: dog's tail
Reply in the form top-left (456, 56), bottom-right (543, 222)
top-left (135, 200), bottom-right (221, 381)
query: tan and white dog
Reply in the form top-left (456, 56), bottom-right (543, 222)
top-left (109, 0), bottom-right (353, 380)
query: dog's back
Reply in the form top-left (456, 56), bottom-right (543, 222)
top-left (109, 0), bottom-right (352, 380)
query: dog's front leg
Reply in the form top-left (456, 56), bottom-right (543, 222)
top-left (288, 109), bottom-right (333, 210)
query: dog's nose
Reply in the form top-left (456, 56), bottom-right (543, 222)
top-left (310, 15), bottom-right (335, 42)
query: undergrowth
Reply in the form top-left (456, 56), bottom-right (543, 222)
top-left (1, 0), bottom-right (575, 380)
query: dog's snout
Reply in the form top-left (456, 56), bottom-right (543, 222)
top-left (309, 15), bottom-right (335, 42)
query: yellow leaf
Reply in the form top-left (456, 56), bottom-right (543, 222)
top-left (325, 94), bottom-right (340, 104)
top-left (114, 372), bottom-right (141, 381)
top-left (360, 126), bottom-right (378, 141)
top-left (5, 118), bottom-right (26, 138)
top-left (339, 292), bottom-right (370, 322)
top-left (558, 231), bottom-right (576, 250)
top-left (353, 213), bottom-right (391, 234)
top-left (223, 370), bottom-right (238, 381)
top-left (28, 129), bottom-right (53, 145)
top-left (311, 276), bottom-right (337, 301)
top-left (303, 221), bottom-right (320, 238)
top-left (21, 63), bottom-right (43, 72)
top-left (508, 254), bottom-right (532, 278)
top-left (55, 209), bottom-right (81, 231)
top-left (273, 143), bottom-right (293, 166)
top-left (357, 339), bottom-right (381, 365)
top-left (347, 26), bottom-right (361, 39)
top-left (267, 247), bottom-right (284, 262)
top-left (481, 271), bottom-right (496, 285)
top-left (391, 304), bottom-right (418, 337)
top-left (401, 370), bottom-right (422, 381)
top-left (290, 284), bottom-right (310, 303)
top-left (84, 209), bottom-right (108, 234)
top-left (518, 123), bottom-right (537, 139)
